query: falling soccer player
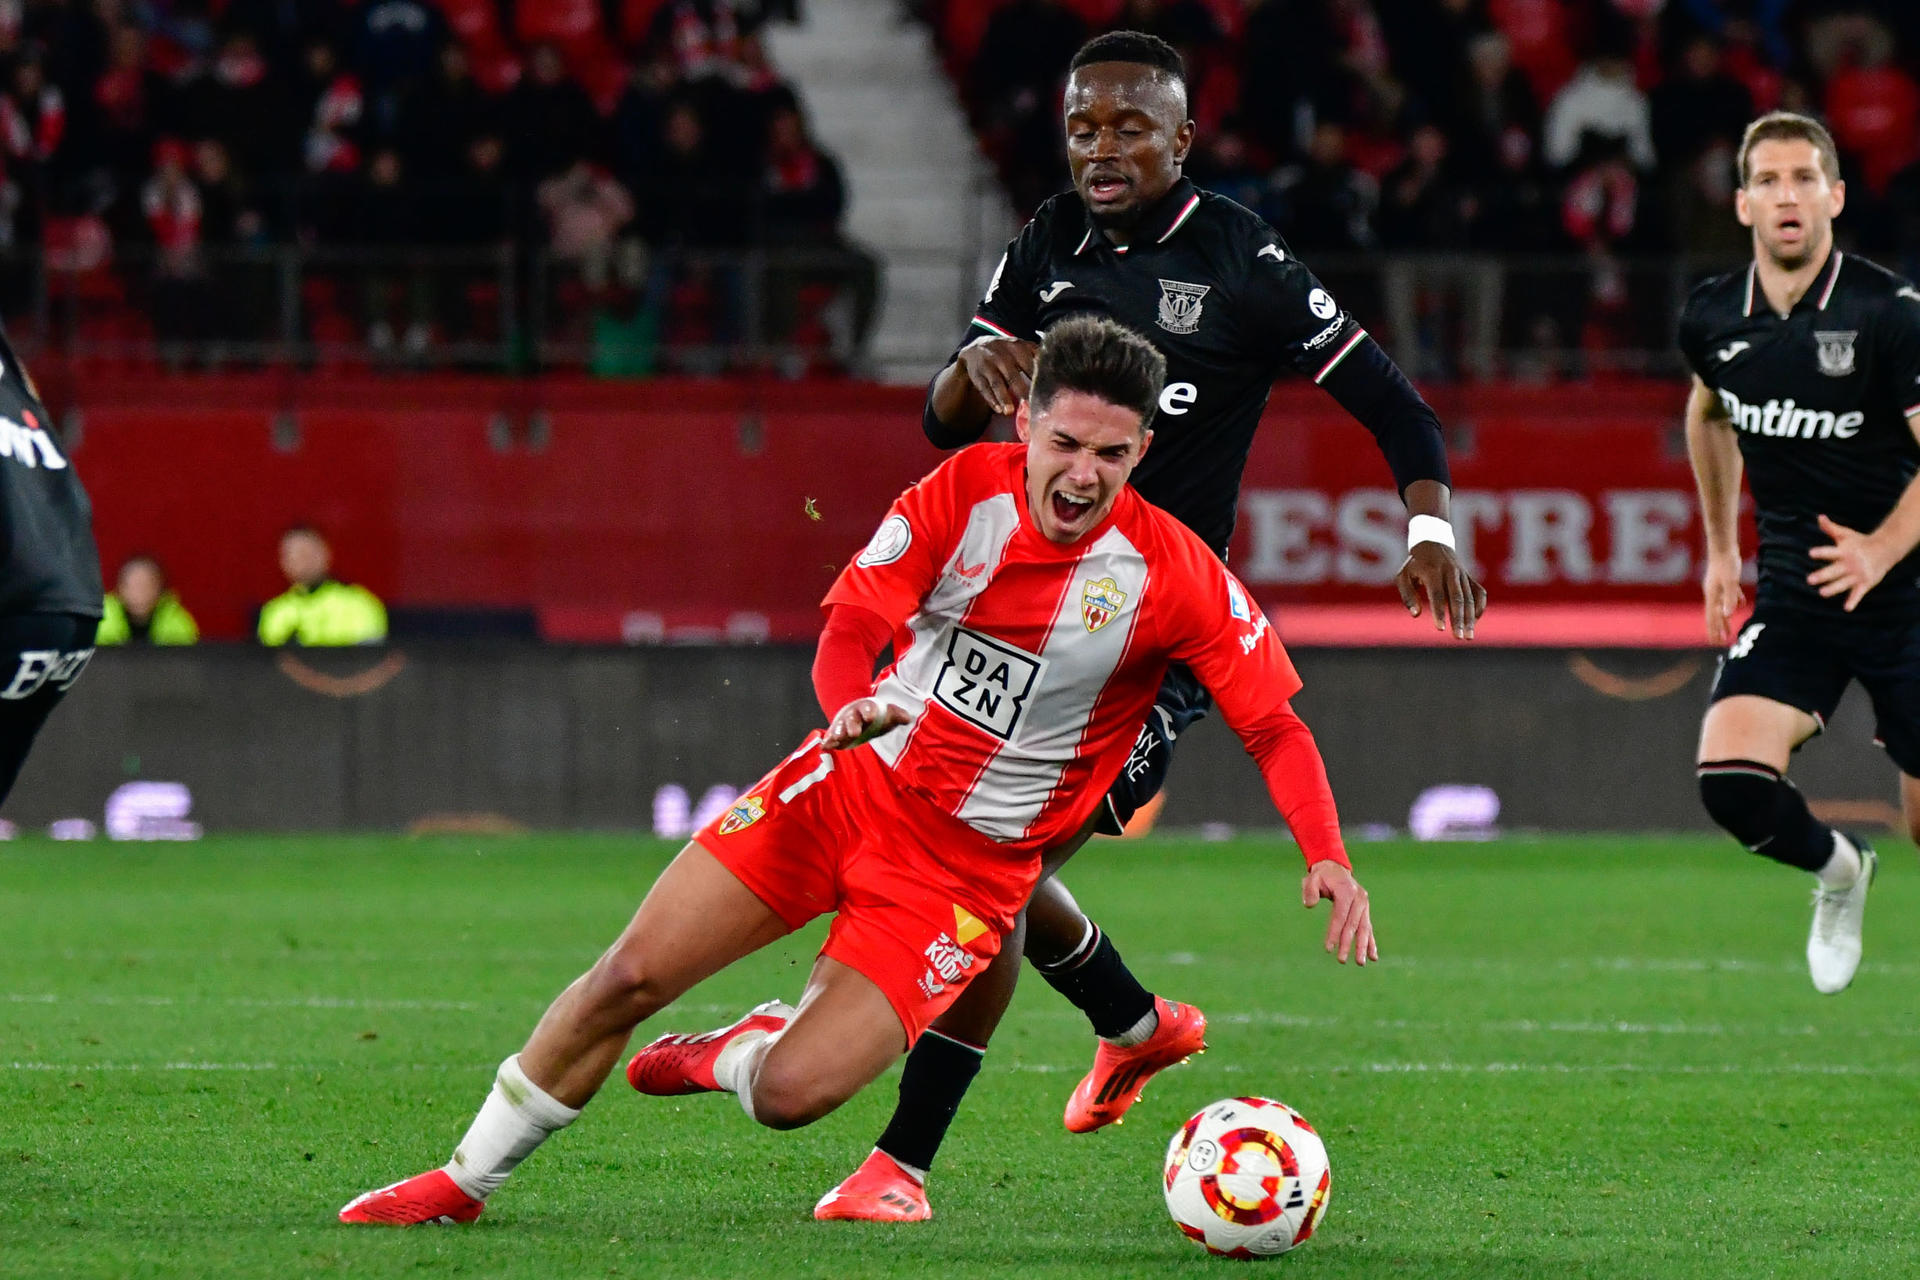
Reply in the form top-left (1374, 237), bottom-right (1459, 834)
top-left (339, 315), bottom-right (1375, 1226)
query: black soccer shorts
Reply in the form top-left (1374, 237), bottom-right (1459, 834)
top-left (0, 612), bottom-right (96, 804)
top-left (1709, 601), bottom-right (1920, 775)
top-left (1094, 662), bottom-right (1213, 836)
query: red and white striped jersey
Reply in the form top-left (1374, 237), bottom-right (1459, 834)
top-left (825, 442), bottom-right (1302, 854)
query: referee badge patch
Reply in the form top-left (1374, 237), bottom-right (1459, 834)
top-left (1156, 279), bottom-right (1209, 334)
top-left (1814, 330), bottom-right (1857, 377)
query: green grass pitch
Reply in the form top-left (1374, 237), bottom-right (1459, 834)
top-left (3, 833), bottom-right (1917, 1279)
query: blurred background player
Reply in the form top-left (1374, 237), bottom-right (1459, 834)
top-left (1682, 111), bottom-right (1920, 995)
top-left (258, 525), bottom-right (388, 646)
top-left (0, 325), bottom-right (101, 803)
top-left (97, 554), bottom-right (198, 645)
top-left (819, 31), bottom-right (1482, 1222)
top-left (339, 315), bottom-right (1374, 1228)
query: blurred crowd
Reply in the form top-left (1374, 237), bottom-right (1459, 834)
top-left (934, 0), bottom-right (1920, 373)
top-left (2, 0), bottom-right (878, 369)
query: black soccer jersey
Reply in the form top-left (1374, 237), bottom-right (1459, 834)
top-left (0, 327), bottom-right (101, 619)
top-left (1679, 250), bottom-right (1920, 619)
top-left (959, 178), bottom-right (1380, 555)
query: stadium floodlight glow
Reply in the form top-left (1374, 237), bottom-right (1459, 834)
top-left (1408, 785), bottom-right (1501, 842)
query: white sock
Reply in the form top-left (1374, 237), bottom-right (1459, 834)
top-left (1102, 1007), bottom-right (1159, 1048)
top-left (713, 1028), bottom-right (780, 1122)
top-left (873, 1147), bottom-right (927, 1186)
top-left (442, 1054), bottom-right (582, 1200)
top-left (1817, 831), bottom-right (1863, 890)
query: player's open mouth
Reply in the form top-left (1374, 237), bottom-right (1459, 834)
top-left (1052, 492), bottom-right (1095, 524)
top-left (1086, 174), bottom-right (1128, 202)
top-left (1777, 217), bottom-right (1803, 238)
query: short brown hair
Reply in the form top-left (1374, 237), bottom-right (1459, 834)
top-left (1029, 315), bottom-right (1166, 427)
top-left (1738, 111), bottom-right (1841, 186)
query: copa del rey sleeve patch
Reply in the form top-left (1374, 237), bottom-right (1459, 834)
top-left (856, 515), bottom-right (912, 567)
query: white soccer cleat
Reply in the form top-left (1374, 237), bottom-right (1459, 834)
top-left (1808, 837), bottom-right (1877, 995)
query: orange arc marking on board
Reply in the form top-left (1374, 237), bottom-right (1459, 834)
top-left (275, 651), bottom-right (408, 698)
top-left (1567, 654), bottom-right (1703, 702)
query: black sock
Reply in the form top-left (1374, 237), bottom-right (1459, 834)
top-left (875, 1029), bottom-right (984, 1174)
top-left (1698, 759), bottom-right (1835, 872)
top-left (1034, 922), bottom-right (1156, 1040)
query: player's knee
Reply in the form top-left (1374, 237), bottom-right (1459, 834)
top-left (1697, 761), bottom-right (1785, 847)
top-left (747, 1054), bottom-right (846, 1131)
top-left (582, 945), bottom-right (674, 1024)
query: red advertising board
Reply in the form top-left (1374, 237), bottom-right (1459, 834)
top-left (67, 373), bottom-right (1725, 645)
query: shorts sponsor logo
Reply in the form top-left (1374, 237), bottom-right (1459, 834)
top-left (933, 627), bottom-right (1045, 739)
top-left (1715, 389), bottom-right (1863, 440)
top-left (716, 795), bottom-right (765, 834)
top-left (923, 931), bottom-right (975, 984)
top-left (1728, 621), bottom-right (1765, 660)
top-left (1814, 330), bottom-right (1857, 377)
top-left (856, 515), bottom-right (912, 567)
top-left (0, 647), bottom-right (92, 700)
top-left (1156, 279), bottom-right (1209, 334)
top-left (1082, 576), bottom-right (1128, 632)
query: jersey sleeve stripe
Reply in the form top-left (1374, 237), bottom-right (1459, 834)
top-left (969, 315), bottom-right (1019, 340)
top-left (1312, 328), bottom-right (1368, 384)
top-left (1905, 400), bottom-right (1920, 418)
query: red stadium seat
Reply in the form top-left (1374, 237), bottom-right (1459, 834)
top-left (618, 0), bottom-right (670, 52)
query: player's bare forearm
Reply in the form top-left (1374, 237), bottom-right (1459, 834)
top-left (1401, 478), bottom-right (1450, 521)
top-left (1684, 377), bottom-right (1742, 560)
top-left (927, 360), bottom-right (993, 444)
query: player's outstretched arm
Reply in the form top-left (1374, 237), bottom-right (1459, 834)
top-left (1393, 478), bottom-right (1488, 641)
top-left (1234, 699), bottom-right (1377, 966)
top-left (823, 697), bottom-right (912, 750)
top-left (1684, 376), bottom-right (1745, 643)
top-left (926, 337), bottom-right (1040, 442)
top-left (1302, 861), bottom-right (1376, 966)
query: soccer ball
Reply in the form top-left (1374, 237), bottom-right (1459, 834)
top-left (1163, 1096), bottom-right (1332, 1258)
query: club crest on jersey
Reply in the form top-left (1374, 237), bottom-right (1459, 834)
top-left (717, 795), bottom-right (765, 834)
top-left (1156, 279), bottom-right (1209, 334)
top-left (1082, 577), bottom-right (1128, 632)
top-left (1814, 330), bottom-right (1857, 377)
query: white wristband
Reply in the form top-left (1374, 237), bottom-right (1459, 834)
top-left (1407, 515), bottom-right (1455, 552)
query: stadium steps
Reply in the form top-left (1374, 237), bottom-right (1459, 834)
top-left (765, 0), bottom-right (1016, 384)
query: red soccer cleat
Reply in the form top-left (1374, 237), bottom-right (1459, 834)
top-left (338, 1169), bottom-right (484, 1226)
top-left (814, 1149), bottom-right (932, 1223)
top-left (1063, 996), bottom-right (1207, 1134)
top-left (625, 999), bottom-right (795, 1096)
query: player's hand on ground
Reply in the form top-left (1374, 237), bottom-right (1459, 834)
top-left (1395, 542), bottom-right (1486, 640)
top-left (1808, 514), bottom-right (1892, 612)
top-left (958, 337), bottom-right (1038, 416)
top-left (823, 698), bottom-right (912, 750)
top-left (1702, 550), bottom-right (1745, 645)
top-left (1301, 862), bottom-right (1377, 966)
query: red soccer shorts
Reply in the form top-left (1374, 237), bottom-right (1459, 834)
top-left (694, 731), bottom-right (1036, 1043)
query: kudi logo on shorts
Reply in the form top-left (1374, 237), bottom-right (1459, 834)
top-left (923, 931), bottom-right (975, 984)
top-left (1082, 576), bottom-right (1128, 632)
top-left (717, 795), bottom-right (765, 834)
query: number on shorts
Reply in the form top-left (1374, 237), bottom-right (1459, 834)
top-left (777, 752), bottom-right (836, 804)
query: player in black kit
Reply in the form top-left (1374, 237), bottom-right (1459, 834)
top-left (0, 328), bottom-right (102, 802)
top-left (1681, 112), bottom-right (1920, 996)
top-left (814, 32), bottom-right (1485, 1221)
